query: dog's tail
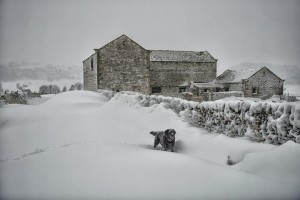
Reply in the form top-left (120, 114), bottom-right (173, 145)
top-left (149, 131), bottom-right (157, 136)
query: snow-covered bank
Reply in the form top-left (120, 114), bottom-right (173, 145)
top-left (0, 91), bottom-right (300, 199)
top-left (100, 90), bottom-right (300, 145)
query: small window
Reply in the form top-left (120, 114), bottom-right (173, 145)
top-left (252, 88), bottom-right (258, 94)
top-left (204, 89), bottom-right (210, 93)
top-left (91, 58), bottom-right (94, 71)
top-left (224, 88), bottom-right (229, 92)
top-left (123, 40), bottom-right (126, 46)
top-left (179, 87), bottom-right (186, 93)
top-left (263, 71), bottom-right (266, 76)
top-left (152, 87), bottom-right (161, 94)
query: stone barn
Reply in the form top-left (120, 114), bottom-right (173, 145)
top-left (215, 66), bottom-right (284, 99)
top-left (83, 35), bottom-right (217, 95)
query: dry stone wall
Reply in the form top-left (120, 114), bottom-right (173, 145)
top-left (99, 90), bottom-right (300, 145)
top-left (210, 91), bottom-right (243, 101)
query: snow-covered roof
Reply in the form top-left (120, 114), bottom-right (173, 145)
top-left (216, 67), bottom-right (264, 83)
top-left (192, 80), bottom-right (224, 88)
top-left (150, 50), bottom-right (217, 63)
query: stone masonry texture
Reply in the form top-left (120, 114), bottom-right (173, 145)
top-left (83, 35), bottom-right (217, 95)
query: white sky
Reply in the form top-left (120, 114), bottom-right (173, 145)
top-left (0, 0), bottom-right (299, 73)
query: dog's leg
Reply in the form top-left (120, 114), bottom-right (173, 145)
top-left (154, 136), bottom-right (159, 148)
top-left (163, 136), bottom-right (168, 151)
top-left (171, 141), bottom-right (175, 152)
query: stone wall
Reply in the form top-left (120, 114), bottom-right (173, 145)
top-left (99, 90), bottom-right (300, 145)
top-left (210, 91), bottom-right (243, 101)
top-left (83, 53), bottom-right (97, 91)
top-left (149, 61), bottom-right (216, 93)
top-left (244, 67), bottom-right (284, 98)
top-left (97, 35), bottom-right (150, 94)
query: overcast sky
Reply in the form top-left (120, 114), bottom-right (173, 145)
top-left (0, 0), bottom-right (299, 72)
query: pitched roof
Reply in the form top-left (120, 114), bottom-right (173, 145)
top-left (150, 50), bottom-right (217, 63)
top-left (216, 67), bottom-right (264, 83)
top-left (97, 34), bottom-right (147, 51)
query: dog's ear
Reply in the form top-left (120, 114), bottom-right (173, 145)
top-left (165, 129), bottom-right (170, 135)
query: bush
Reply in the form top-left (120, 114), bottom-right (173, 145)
top-left (39, 85), bottom-right (61, 94)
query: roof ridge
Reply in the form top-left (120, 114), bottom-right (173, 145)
top-left (150, 50), bottom-right (204, 53)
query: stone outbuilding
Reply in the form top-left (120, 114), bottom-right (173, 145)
top-left (215, 66), bottom-right (284, 99)
top-left (83, 34), bottom-right (217, 95)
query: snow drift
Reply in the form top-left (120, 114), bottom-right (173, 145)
top-left (0, 91), bottom-right (300, 199)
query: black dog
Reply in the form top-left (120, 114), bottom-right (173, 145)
top-left (150, 129), bottom-right (176, 152)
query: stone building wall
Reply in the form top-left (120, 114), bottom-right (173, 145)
top-left (225, 83), bottom-right (243, 91)
top-left (97, 35), bottom-right (150, 94)
top-left (150, 61), bottom-right (216, 94)
top-left (83, 53), bottom-right (97, 91)
top-left (243, 68), bottom-right (284, 98)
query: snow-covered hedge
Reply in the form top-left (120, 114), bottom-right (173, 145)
top-left (99, 90), bottom-right (300, 145)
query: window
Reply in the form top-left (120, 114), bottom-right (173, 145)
top-left (179, 87), bottom-right (186, 93)
top-left (224, 88), bottom-right (229, 92)
top-left (252, 87), bottom-right (258, 94)
top-left (152, 87), bottom-right (161, 94)
top-left (123, 40), bottom-right (126, 46)
top-left (91, 58), bottom-right (94, 71)
top-left (204, 89), bottom-right (210, 93)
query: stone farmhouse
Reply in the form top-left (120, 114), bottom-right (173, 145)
top-left (83, 35), bottom-right (217, 95)
top-left (83, 35), bottom-right (284, 100)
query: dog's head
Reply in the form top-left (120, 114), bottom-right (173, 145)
top-left (165, 129), bottom-right (176, 141)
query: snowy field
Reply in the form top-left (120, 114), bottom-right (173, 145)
top-left (0, 91), bottom-right (300, 199)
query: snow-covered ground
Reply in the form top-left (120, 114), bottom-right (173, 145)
top-left (0, 91), bottom-right (300, 199)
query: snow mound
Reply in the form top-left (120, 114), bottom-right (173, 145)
top-left (227, 143), bottom-right (274, 165)
top-left (240, 141), bottom-right (300, 186)
top-left (43, 90), bottom-right (109, 105)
